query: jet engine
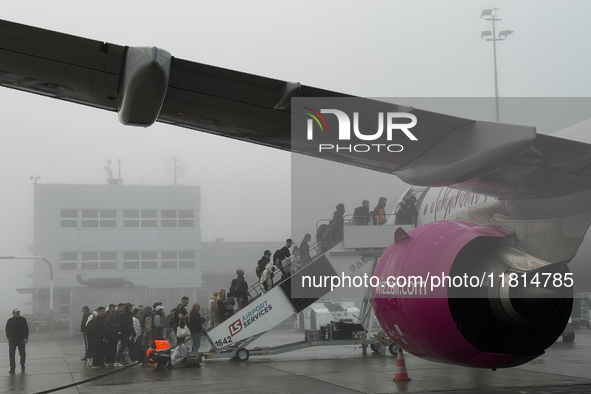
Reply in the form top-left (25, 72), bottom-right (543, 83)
top-left (371, 220), bottom-right (572, 369)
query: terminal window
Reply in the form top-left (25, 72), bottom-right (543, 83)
top-left (60, 209), bottom-right (195, 228)
top-left (179, 250), bottom-right (195, 269)
top-left (60, 209), bottom-right (78, 228)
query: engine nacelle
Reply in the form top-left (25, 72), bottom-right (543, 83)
top-left (372, 220), bottom-right (572, 369)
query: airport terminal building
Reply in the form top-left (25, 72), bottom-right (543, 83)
top-left (26, 183), bottom-right (202, 324)
top-left (22, 182), bottom-right (284, 329)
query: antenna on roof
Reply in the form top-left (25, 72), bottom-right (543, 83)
top-left (105, 159), bottom-right (123, 185)
top-left (168, 156), bottom-right (184, 185)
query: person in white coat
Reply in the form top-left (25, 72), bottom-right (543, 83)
top-left (260, 260), bottom-right (276, 293)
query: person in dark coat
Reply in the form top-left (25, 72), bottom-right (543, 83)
top-left (188, 303), bottom-right (207, 354)
top-left (140, 305), bottom-right (152, 359)
top-left (87, 306), bottom-right (106, 368)
top-left (170, 297), bottom-right (189, 347)
top-left (321, 220), bottom-right (335, 253)
top-left (234, 269), bottom-right (248, 310)
top-left (115, 303), bottom-right (136, 366)
top-left (103, 303), bottom-right (123, 366)
top-left (352, 200), bottom-right (371, 225)
top-left (299, 233), bottom-right (312, 267)
top-left (256, 250), bottom-right (272, 279)
top-left (372, 197), bottom-right (388, 225)
top-left (5, 309), bottom-right (28, 374)
top-left (395, 195), bottom-right (418, 225)
top-left (80, 306), bottom-right (91, 361)
top-left (105, 303), bottom-right (116, 317)
top-left (274, 239), bottom-right (293, 281)
top-left (332, 203), bottom-right (345, 244)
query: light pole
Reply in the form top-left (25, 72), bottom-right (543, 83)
top-left (0, 256), bottom-right (54, 338)
top-left (481, 8), bottom-right (514, 122)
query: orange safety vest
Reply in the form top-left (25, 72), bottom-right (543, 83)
top-left (378, 209), bottom-right (386, 224)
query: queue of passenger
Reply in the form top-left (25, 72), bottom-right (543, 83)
top-left (80, 296), bottom-right (207, 369)
top-left (339, 196), bottom-right (418, 228)
top-left (315, 196), bottom-right (420, 252)
top-left (77, 235), bottom-right (304, 372)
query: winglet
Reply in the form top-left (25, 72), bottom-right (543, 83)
top-left (394, 227), bottom-right (412, 244)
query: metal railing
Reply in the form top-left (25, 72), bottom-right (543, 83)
top-left (201, 241), bottom-right (322, 330)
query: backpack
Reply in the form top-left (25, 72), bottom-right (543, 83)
top-left (144, 316), bottom-right (153, 333)
top-left (256, 262), bottom-right (265, 279)
top-left (166, 305), bottom-right (179, 328)
top-left (378, 208), bottom-right (386, 224)
top-left (273, 249), bottom-right (281, 265)
top-left (228, 278), bottom-right (237, 297)
top-left (316, 224), bottom-right (328, 242)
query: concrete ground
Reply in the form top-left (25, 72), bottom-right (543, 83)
top-left (1, 327), bottom-right (591, 394)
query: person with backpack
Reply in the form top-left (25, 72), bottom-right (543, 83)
top-left (315, 223), bottom-right (328, 252)
top-left (140, 305), bottom-right (152, 361)
top-left (274, 239), bottom-right (293, 282)
top-left (260, 257), bottom-right (276, 293)
top-left (256, 250), bottom-right (272, 280)
top-left (168, 297), bottom-right (189, 347)
top-left (372, 197), bottom-right (388, 225)
top-left (321, 220), bottom-right (335, 253)
top-left (230, 269), bottom-right (248, 310)
top-left (273, 239), bottom-right (292, 269)
top-left (150, 304), bottom-right (166, 344)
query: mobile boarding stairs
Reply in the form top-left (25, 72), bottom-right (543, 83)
top-left (199, 218), bottom-right (413, 362)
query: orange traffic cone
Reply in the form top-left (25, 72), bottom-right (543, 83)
top-left (393, 347), bottom-right (411, 382)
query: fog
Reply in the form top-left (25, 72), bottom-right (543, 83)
top-left (2, 1), bottom-right (591, 315)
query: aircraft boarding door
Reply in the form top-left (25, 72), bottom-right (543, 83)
top-left (412, 187), bottom-right (430, 222)
top-left (394, 186), bottom-right (429, 227)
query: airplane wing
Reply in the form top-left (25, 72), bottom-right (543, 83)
top-left (2, 18), bottom-right (591, 200)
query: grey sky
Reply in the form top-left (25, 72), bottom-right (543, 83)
top-left (1, 1), bottom-right (591, 313)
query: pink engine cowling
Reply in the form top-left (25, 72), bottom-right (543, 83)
top-left (371, 220), bottom-right (572, 369)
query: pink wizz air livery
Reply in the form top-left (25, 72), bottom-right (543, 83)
top-left (1, 19), bottom-right (590, 369)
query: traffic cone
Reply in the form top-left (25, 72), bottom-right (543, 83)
top-left (393, 347), bottom-right (411, 382)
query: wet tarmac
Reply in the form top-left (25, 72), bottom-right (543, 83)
top-left (1, 327), bottom-right (591, 394)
